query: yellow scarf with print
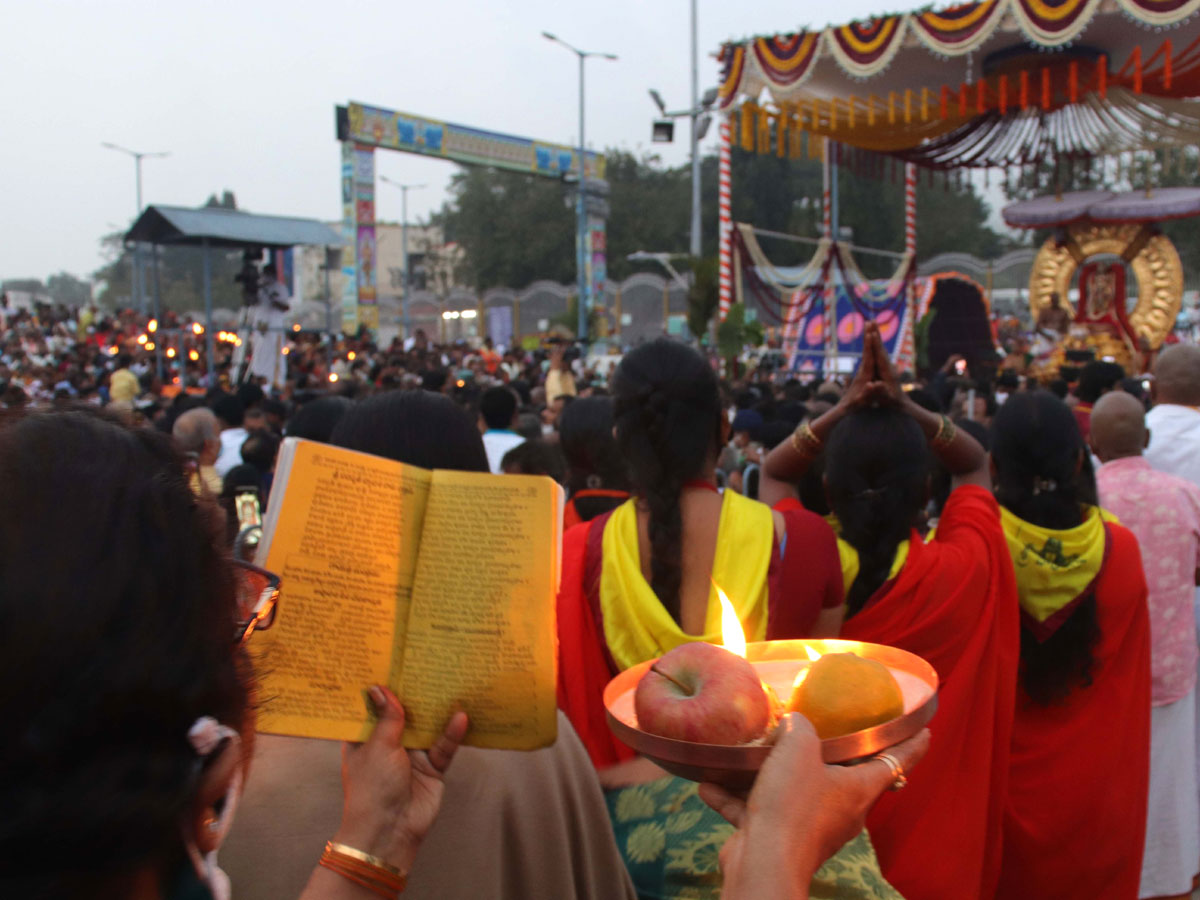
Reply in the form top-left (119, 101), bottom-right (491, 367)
top-left (1001, 505), bottom-right (1118, 633)
top-left (599, 491), bottom-right (772, 672)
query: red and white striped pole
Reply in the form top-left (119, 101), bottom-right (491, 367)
top-left (904, 162), bottom-right (917, 257)
top-left (717, 115), bottom-right (733, 323)
top-left (823, 139), bottom-right (837, 375)
top-left (896, 162), bottom-right (919, 371)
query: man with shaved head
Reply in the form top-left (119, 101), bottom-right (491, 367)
top-left (1094, 390), bottom-right (1200, 899)
top-left (1146, 344), bottom-right (1200, 486)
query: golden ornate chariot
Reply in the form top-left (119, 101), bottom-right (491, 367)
top-left (1003, 189), bottom-right (1189, 377)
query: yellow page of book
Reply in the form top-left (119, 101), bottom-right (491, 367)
top-left (398, 471), bottom-right (561, 750)
top-left (252, 439), bottom-right (431, 742)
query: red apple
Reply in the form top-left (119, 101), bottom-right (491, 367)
top-left (634, 641), bottom-right (771, 745)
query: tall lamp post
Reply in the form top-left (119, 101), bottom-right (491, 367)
top-left (542, 32), bottom-right (616, 344)
top-left (101, 142), bottom-right (170, 315)
top-left (379, 176), bottom-right (426, 340)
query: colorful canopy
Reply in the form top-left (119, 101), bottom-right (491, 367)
top-left (719, 0), bottom-right (1200, 168)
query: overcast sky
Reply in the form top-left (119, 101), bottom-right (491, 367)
top-left (4, 0), bottom-right (924, 284)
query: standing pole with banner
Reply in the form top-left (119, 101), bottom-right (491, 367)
top-left (717, 115), bottom-right (733, 323)
top-left (339, 142), bottom-right (359, 333)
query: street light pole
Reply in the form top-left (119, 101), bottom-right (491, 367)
top-left (690, 0), bottom-right (701, 259)
top-left (543, 32), bottom-right (617, 345)
top-left (102, 142), bottom-right (169, 315)
top-left (379, 176), bottom-right (426, 340)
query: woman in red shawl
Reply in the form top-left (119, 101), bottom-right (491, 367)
top-left (991, 391), bottom-right (1150, 900)
top-left (763, 324), bottom-right (1019, 900)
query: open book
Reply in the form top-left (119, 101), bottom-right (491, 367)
top-left (251, 437), bottom-right (563, 750)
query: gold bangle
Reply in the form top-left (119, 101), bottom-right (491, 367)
top-left (931, 415), bottom-right (956, 449)
top-left (790, 421), bottom-right (823, 457)
top-left (326, 841), bottom-right (407, 881)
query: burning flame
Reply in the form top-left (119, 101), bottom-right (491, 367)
top-left (715, 582), bottom-right (747, 658)
top-left (792, 645), bottom-right (824, 691)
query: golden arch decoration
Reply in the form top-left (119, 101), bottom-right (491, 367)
top-left (1028, 222), bottom-right (1183, 350)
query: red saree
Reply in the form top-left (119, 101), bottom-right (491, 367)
top-left (556, 506), bottom-right (842, 769)
top-left (840, 485), bottom-right (1020, 900)
top-left (995, 523), bottom-right (1150, 900)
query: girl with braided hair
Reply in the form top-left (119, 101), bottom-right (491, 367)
top-left (763, 323), bottom-right (1016, 900)
top-left (557, 339), bottom-right (890, 899)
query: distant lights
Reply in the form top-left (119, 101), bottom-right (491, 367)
top-left (136, 334), bottom-right (148, 345)
top-left (329, 373), bottom-right (339, 383)
top-left (188, 350), bottom-right (200, 362)
top-left (192, 322), bottom-right (204, 335)
top-left (292, 323), bottom-right (301, 332)
top-left (147, 319), bottom-right (158, 333)
top-left (281, 347), bottom-right (290, 356)
top-left (144, 341), bottom-right (155, 351)
top-left (166, 348), bottom-right (177, 358)
top-left (107, 346), bottom-right (119, 356)
top-left (347, 351), bottom-right (356, 361)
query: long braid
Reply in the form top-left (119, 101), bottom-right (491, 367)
top-left (613, 339), bottom-right (722, 622)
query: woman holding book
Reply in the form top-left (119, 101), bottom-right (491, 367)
top-left (556, 339), bottom-right (892, 899)
top-left (761, 324), bottom-right (1019, 900)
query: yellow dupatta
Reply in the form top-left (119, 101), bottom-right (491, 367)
top-left (599, 491), bottom-right (773, 672)
top-left (825, 511), bottom-right (911, 598)
top-left (1000, 504), bottom-right (1119, 635)
top-left (836, 538), bottom-right (910, 599)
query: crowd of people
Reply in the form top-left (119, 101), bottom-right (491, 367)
top-left (3, 293), bottom-right (1200, 900)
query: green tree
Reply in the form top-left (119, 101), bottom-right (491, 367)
top-left (433, 146), bottom-right (1009, 291)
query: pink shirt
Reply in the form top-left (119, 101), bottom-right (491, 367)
top-left (1096, 455), bottom-right (1200, 705)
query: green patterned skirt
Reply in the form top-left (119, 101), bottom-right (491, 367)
top-left (604, 775), bottom-right (903, 900)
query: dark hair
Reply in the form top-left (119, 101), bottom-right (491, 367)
top-left (825, 407), bottom-right (930, 616)
top-left (501, 440), bottom-right (565, 483)
top-left (1076, 361), bottom-right (1125, 404)
top-left (240, 429), bottom-right (280, 472)
top-left (211, 393), bottom-right (245, 429)
top-left (558, 397), bottom-right (629, 495)
top-left (421, 368), bottom-right (449, 393)
top-left (906, 388), bottom-right (942, 413)
top-left (992, 390), bottom-right (1101, 705)
top-left (757, 420), bottom-right (795, 451)
top-left (929, 419), bottom-right (991, 516)
top-left (235, 382), bottom-right (264, 410)
top-left (480, 387), bottom-right (518, 430)
top-left (0, 408), bottom-right (244, 896)
top-left (286, 395), bottom-right (353, 443)
top-left (612, 339), bottom-right (722, 621)
top-left (331, 391), bottom-right (488, 473)
top-left (1047, 378), bottom-right (1069, 400)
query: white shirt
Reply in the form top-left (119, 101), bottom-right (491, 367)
top-left (482, 430), bottom-right (525, 474)
top-left (215, 427), bottom-right (249, 478)
top-left (1146, 404), bottom-right (1200, 487)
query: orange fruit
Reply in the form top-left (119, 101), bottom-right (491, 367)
top-left (787, 652), bottom-right (904, 739)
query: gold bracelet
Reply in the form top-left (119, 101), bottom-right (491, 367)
top-left (931, 415), bottom-right (956, 449)
top-left (790, 421), bottom-right (823, 457)
top-left (326, 841), bottom-right (407, 881)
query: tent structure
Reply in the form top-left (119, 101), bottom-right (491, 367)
top-left (713, 0), bottom-right (1200, 373)
top-left (124, 205), bottom-right (343, 373)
